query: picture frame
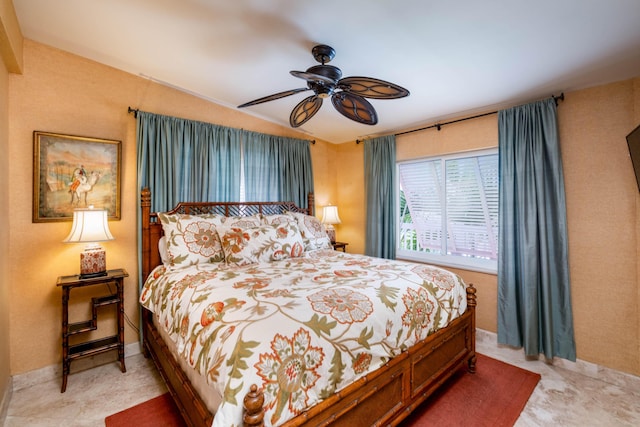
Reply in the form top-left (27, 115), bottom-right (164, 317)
top-left (33, 131), bottom-right (122, 222)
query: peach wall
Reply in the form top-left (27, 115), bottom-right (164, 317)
top-left (636, 78), bottom-right (640, 378)
top-left (0, 30), bottom-right (11, 410)
top-left (4, 39), bottom-right (640, 379)
top-left (336, 81), bottom-right (640, 375)
top-left (559, 80), bottom-right (639, 373)
top-left (7, 39), bottom-right (334, 375)
top-left (0, 0), bottom-right (21, 409)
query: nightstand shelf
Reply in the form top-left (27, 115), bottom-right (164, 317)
top-left (68, 335), bottom-right (119, 359)
top-left (93, 294), bottom-right (120, 307)
top-left (57, 268), bottom-right (128, 392)
top-left (67, 320), bottom-right (97, 335)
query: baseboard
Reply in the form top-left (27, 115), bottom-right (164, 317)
top-left (0, 375), bottom-right (11, 426)
top-left (476, 329), bottom-right (640, 391)
top-left (11, 341), bottom-right (142, 392)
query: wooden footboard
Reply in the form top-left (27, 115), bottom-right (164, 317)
top-left (141, 285), bottom-right (476, 427)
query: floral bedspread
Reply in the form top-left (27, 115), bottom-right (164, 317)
top-left (140, 250), bottom-right (468, 427)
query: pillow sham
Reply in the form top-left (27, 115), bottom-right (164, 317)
top-left (217, 222), bottom-right (305, 267)
top-left (262, 213), bottom-right (296, 226)
top-left (287, 211), bottom-right (332, 251)
top-left (158, 213), bottom-right (225, 269)
top-left (219, 214), bottom-right (264, 228)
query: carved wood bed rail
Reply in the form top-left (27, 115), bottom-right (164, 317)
top-left (139, 188), bottom-right (476, 427)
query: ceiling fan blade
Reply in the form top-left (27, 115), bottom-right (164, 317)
top-left (238, 87), bottom-right (310, 108)
top-left (290, 70), bottom-right (336, 86)
top-left (290, 95), bottom-right (323, 127)
top-left (332, 92), bottom-right (378, 125)
top-left (338, 76), bottom-right (410, 99)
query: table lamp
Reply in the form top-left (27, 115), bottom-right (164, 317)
top-left (63, 207), bottom-right (114, 278)
top-left (321, 205), bottom-right (341, 243)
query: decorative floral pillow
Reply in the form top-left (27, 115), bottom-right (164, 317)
top-left (158, 213), bottom-right (225, 269)
top-left (217, 222), bottom-right (305, 267)
top-left (287, 211), bottom-right (332, 251)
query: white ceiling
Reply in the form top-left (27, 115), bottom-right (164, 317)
top-left (13, 0), bottom-right (640, 144)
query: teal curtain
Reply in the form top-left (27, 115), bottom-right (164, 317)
top-left (136, 111), bottom-right (242, 211)
top-left (364, 135), bottom-right (396, 259)
top-left (243, 131), bottom-right (314, 209)
top-left (497, 98), bottom-right (576, 361)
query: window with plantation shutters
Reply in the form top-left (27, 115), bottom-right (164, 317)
top-left (397, 149), bottom-right (498, 273)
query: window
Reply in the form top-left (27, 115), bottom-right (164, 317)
top-left (397, 149), bottom-right (498, 273)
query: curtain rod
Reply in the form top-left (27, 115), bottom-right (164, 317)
top-left (126, 106), bottom-right (315, 144)
top-left (356, 93), bottom-right (564, 144)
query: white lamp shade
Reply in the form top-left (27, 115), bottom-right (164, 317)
top-left (63, 208), bottom-right (114, 243)
top-left (321, 205), bottom-right (341, 225)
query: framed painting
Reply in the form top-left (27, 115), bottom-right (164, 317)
top-left (33, 131), bottom-right (121, 222)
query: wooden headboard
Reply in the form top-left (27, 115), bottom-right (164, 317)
top-left (140, 187), bottom-right (315, 281)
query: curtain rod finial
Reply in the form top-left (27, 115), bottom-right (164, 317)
top-left (553, 93), bottom-right (565, 106)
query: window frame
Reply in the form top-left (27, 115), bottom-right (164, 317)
top-left (396, 148), bottom-right (498, 274)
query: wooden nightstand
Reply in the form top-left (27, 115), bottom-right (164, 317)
top-left (57, 268), bottom-right (128, 392)
top-left (332, 241), bottom-right (348, 252)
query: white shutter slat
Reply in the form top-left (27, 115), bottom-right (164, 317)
top-left (399, 161), bottom-right (442, 252)
top-left (398, 152), bottom-right (498, 262)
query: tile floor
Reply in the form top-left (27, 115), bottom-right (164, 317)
top-left (3, 330), bottom-right (640, 426)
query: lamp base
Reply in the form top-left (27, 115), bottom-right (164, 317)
top-left (325, 225), bottom-right (336, 244)
top-left (80, 247), bottom-right (107, 278)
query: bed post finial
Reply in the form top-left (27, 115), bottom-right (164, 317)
top-left (466, 283), bottom-right (476, 307)
top-left (141, 187), bottom-right (151, 207)
top-left (243, 384), bottom-right (265, 427)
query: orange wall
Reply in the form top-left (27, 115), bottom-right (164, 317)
top-left (336, 80), bottom-right (640, 376)
top-left (6, 39), bottom-right (335, 375)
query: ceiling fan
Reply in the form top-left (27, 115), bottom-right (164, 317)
top-left (238, 44), bottom-right (410, 128)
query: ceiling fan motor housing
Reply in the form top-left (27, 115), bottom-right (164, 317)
top-left (306, 65), bottom-right (342, 97)
top-left (306, 65), bottom-right (342, 82)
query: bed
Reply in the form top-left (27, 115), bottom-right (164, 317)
top-left (139, 187), bottom-right (477, 427)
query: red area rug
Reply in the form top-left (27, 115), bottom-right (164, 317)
top-left (105, 353), bottom-right (540, 427)
top-left (401, 353), bottom-right (541, 426)
top-left (105, 392), bottom-right (186, 427)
